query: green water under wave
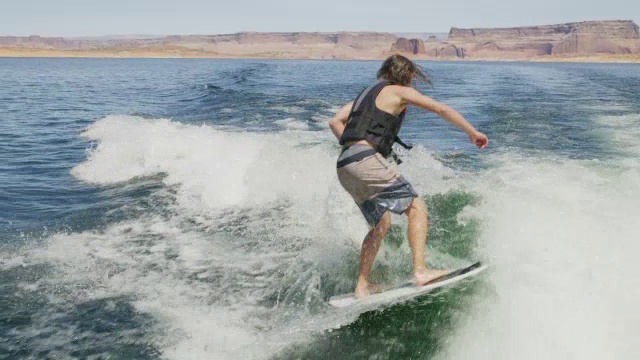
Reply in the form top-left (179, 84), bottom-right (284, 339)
top-left (275, 190), bottom-right (486, 359)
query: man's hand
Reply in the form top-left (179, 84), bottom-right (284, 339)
top-left (329, 102), bottom-right (354, 140)
top-left (468, 131), bottom-right (489, 149)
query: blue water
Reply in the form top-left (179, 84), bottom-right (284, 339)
top-left (1, 58), bottom-right (639, 359)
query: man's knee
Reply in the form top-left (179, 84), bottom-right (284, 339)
top-left (406, 197), bottom-right (428, 217)
top-left (374, 212), bottom-right (391, 235)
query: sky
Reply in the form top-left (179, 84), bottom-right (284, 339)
top-left (0, 0), bottom-right (638, 37)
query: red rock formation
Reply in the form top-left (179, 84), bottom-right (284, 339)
top-left (391, 38), bottom-right (426, 54)
top-left (2, 22), bottom-right (639, 60)
top-left (450, 24), bottom-right (572, 40)
top-left (0, 37), bottom-right (19, 46)
top-left (511, 42), bottom-right (554, 55)
top-left (473, 41), bottom-right (502, 52)
top-left (437, 44), bottom-right (464, 58)
top-left (334, 32), bottom-right (397, 49)
top-left (447, 20), bottom-right (640, 57)
top-left (449, 20), bottom-right (639, 40)
top-left (573, 21), bottom-right (639, 39)
top-left (225, 32), bottom-right (396, 46)
top-left (552, 34), bottom-right (632, 54)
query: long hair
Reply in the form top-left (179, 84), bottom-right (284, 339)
top-left (377, 54), bottom-right (431, 87)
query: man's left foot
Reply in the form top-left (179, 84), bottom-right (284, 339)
top-left (354, 285), bottom-right (371, 299)
top-left (355, 282), bottom-right (390, 298)
top-left (413, 268), bottom-right (449, 287)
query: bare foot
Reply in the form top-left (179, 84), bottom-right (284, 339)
top-left (414, 268), bottom-right (449, 287)
top-left (354, 284), bottom-right (371, 299)
top-left (368, 283), bottom-right (386, 294)
top-left (356, 282), bottom-right (393, 298)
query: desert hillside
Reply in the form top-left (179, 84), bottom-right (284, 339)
top-left (1, 20), bottom-right (639, 62)
top-left (435, 20), bottom-right (640, 59)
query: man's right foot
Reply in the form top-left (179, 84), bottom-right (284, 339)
top-left (354, 282), bottom-right (391, 298)
top-left (414, 268), bottom-right (449, 287)
top-left (354, 285), bottom-right (371, 299)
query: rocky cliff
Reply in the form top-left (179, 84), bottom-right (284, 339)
top-left (551, 33), bottom-right (633, 55)
top-left (0, 32), bottom-right (398, 59)
top-left (391, 38), bottom-right (426, 54)
top-left (447, 20), bottom-right (640, 58)
top-left (449, 20), bottom-right (639, 40)
top-left (2, 21), bottom-right (639, 60)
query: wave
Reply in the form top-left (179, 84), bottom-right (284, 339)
top-left (16, 115), bottom-right (453, 358)
top-left (10, 110), bottom-right (640, 358)
top-left (71, 115), bottom-right (345, 215)
top-left (594, 113), bottom-right (640, 165)
top-left (442, 150), bottom-right (640, 359)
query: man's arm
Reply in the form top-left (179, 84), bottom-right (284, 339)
top-left (328, 101), bottom-right (354, 140)
top-left (398, 87), bottom-right (488, 149)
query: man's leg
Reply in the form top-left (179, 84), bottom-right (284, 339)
top-left (404, 197), bottom-right (448, 286)
top-left (354, 211), bottom-right (391, 298)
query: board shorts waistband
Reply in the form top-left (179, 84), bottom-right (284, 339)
top-left (337, 144), bottom-right (378, 168)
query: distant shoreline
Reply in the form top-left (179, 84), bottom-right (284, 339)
top-left (3, 21), bottom-right (639, 63)
top-left (2, 49), bottom-right (640, 64)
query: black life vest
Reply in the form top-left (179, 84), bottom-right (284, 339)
top-left (339, 79), bottom-right (411, 157)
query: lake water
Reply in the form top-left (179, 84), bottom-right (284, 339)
top-left (1, 58), bottom-right (639, 359)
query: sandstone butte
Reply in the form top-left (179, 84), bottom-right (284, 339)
top-left (1, 20), bottom-right (639, 62)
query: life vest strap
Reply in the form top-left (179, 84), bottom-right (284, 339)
top-left (394, 136), bottom-right (413, 150)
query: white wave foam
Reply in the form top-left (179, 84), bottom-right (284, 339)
top-left (0, 255), bottom-right (27, 270)
top-left (269, 105), bottom-right (306, 114)
top-left (72, 116), bottom-right (336, 217)
top-left (15, 206), bottom-right (362, 358)
top-left (61, 115), bottom-right (457, 358)
top-left (19, 217), bottom-right (273, 359)
top-left (274, 117), bottom-right (310, 130)
top-left (55, 112), bottom-right (640, 358)
top-left (72, 116), bottom-right (265, 208)
top-left (71, 115), bottom-right (455, 237)
top-left (594, 113), bottom-right (640, 166)
top-left (441, 153), bottom-right (640, 359)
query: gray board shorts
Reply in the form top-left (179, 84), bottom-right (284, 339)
top-left (336, 144), bottom-right (418, 227)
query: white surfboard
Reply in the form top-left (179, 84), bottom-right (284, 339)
top-left (329, 262), bottom-right (487, 309)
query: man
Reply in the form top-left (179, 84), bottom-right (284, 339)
top-left (329, 55), bottom-right (488, 298)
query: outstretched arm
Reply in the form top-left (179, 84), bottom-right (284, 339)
top-left (398, 87), bottom-right (488, 149)
top-left (328, 101), bottom-right (354, 140)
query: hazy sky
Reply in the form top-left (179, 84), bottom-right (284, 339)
top-left (1, 0), bottom-right (638, 37)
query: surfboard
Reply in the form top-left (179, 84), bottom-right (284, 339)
top-left (329, 261), bottom-right (487, 309)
